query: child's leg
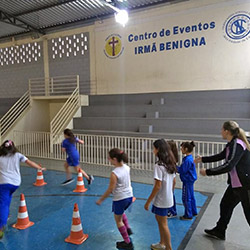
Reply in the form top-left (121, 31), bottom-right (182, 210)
top-left (182, 184), bottom-right (193, 218)
top-left (64, 162), bottom-right (72, 180)
top-left (75, 166), bottom-right (90, 180)
top-left (167, 194), bottom-right (177, 216)
top-left (155, 215), bottom-right (172, 250)
top-left (189, 184), bottom-right (197, 215)
top-left (0, 184), bottom-right (15, 233)
top-left (114, 214), bottom-right (131, 244)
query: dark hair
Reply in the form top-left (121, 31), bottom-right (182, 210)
top-left (64, 128), bottom-right (76, 144)
top-left (153, 139), bottom-right (176, 174)
top-left (0, 140), bottom-right (18, 156)
top-left (167, 140), bottom-right (178, 164)
top-left (181, 141), bottom-right (195, 153)
top-left (109, 148), bottom-right (128, 163)
top-left (223, 121), bottom-right (250, 151)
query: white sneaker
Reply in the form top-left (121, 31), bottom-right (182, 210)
top-left (151, 243), bottom-right (166, 249)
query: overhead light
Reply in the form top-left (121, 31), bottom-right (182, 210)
top-left (102, 0), bottom-right (129, 27)
top-left (114, 9), bottom-right (128, 27)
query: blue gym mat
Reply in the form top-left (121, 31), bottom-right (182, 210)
top-left (0, 167), bottom-right (210, 250)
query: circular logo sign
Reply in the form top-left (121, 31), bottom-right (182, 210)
top-left (223, 12), bottom-right (250, 42)
top-left (104, 34), bottom-right (124, 59)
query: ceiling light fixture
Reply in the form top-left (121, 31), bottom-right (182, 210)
top-left (102, 0), bottom-right (129, 27)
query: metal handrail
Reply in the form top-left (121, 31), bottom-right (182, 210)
top-left (0, 91), bottom-right (30, 141)
top-left (29, 75), bottom-right (79, 97)
top-left (50, 85), bottom-right (80, 151)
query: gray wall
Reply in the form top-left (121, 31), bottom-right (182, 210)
top-left (48, 32), bottom-right (90, 94)
top-left (0, 42), bottom-right (44, 98)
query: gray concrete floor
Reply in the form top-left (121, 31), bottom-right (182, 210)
top-left (185, 177), bottom-right (250, 250)
top-left (29, 158), bottom-right (250, 250)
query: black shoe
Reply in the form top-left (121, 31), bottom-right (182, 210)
top-left (127, 228), bottom-right (133, 235)
top-left (87, 175), bottom-right (94, 185)
top-left (204, 228), bottom-right (225, 240)
top-left (61, 178), bottom-right (74, 186)
top-left (116, 241), bottom-right (134, 250)
top-left (180, 216), bottom-right (192, 220)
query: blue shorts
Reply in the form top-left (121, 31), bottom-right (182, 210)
top-left (112, 197), bottom-right (133, 215)
top-left (0, 184), bottom-right (19, 228)
top-left (66, 155), bottom-right (79, 167)
top-left (151, 205), bottom-right (168, 216)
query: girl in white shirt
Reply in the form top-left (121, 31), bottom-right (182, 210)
top-left (96, 148), bottom-right (134, 250)
top-left (144, 139), bottom-right (176, 250)
top-left (0, 140), bottom-right (46, 239)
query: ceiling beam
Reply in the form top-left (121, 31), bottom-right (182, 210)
top-left (0, 10), bottom-right (45, 35)
top-left (12, 0), bottom-right (80, 17)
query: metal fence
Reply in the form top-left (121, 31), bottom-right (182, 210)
top-left (13, 130), bottom-right (226, 178)
top-left (29, 75), bottom-right (79, 97)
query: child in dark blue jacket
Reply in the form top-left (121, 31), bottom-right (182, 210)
top-left (177, 141), bottom-right (197, 220)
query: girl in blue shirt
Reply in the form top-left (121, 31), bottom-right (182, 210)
top-left (177, 141), bottom-right (197, 220)
top-left (61, 129), bottom-right (93, 185)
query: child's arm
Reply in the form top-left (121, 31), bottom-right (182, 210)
top-left (61, 147), bottom-right (66, 153)
top-left (178, 160), bottom-right (191, 175)
top-left (172, 177), bottom-right (176, 190)
top-left (77, 139), bottom-right (84, 145)
top-left (25, 159), bottom-right (46, 171)
top-left (144, 179), bottom-right (161, 211)
top-left (96, 172), bottom-right (117, 205)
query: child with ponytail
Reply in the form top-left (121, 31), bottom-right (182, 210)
top-left (0, 140), bottom-right (45, 239)
top-left (178, 141), bottom-right (197, 220)
top-left (61, 128), bottom-right (93, 185)
top-left (96, 148), bottom-right (134, 250)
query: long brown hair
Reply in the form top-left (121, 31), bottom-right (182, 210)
top-left (0, 140), bottom-right (18, 156)
top-left (167, 140), bottom-right (178, 164)
top-left (63, 128), bottom-right (76, 144)
top-left (223, 121), bottom-right (250, 151)
top-left (153, 139), bottom-right (176, 174)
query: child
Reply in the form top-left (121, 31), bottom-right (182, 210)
top-left (144, 139), bottom-right (176, 250)
top-left (166, 140), bottom-right (178, 218)
top-left (0, 140), bottom-right (46, 239)
top-left (61, 128), bottom-right (93, 185)
top-left (96, 148), bottom-right (134, 250)
top-left (177, 141), bottom-right (197, 220)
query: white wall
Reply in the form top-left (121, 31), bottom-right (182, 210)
top-left (95, 0), bottom-right (250, 94)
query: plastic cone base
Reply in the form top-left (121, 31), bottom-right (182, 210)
top-left (65, 233), bottom-right (88, 245)
top-left (73, 187), bottom-right (87, 193)
top-left (12, 221), bottom-right (34, 230)
top-left (33, 181), bottom-right (47, 186)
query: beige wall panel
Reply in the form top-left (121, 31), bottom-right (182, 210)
top-left (94, 0), bottom-right (250, 94)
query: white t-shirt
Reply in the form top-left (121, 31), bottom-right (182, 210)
top-left (0, 153), bottom-right (28, 186)
top-left (153, 163), bottom-right (175, 208)
top-left (112, 164), bottom-right (133, 201)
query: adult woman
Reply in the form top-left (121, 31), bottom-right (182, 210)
top-left (194, 121), bottom-right (250, 240)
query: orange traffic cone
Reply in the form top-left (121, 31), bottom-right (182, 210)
top-left (73, 170), bottom-right (87, 193)
top-left (65, 203), bottom-right (88, 245)
top-left (12, 193), bottom-right (34, 230)
top-left (33, 168), bottom-right (47, 186)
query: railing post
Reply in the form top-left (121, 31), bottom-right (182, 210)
top-left (45, 77), bottom-right (49, 97)
top-left (50, 133), bottom-right (54, 153)
top-left (51, 77), bottom-right (54, 94)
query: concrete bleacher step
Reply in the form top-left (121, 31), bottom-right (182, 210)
top-left (72, 89), bottom-right (250, 142)
top-left (73, 116), bottom-right (250, 135)
top-left (88, 89), bottom-right (250, 106)
top-left (81, 101), bottom-right (250, 119)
